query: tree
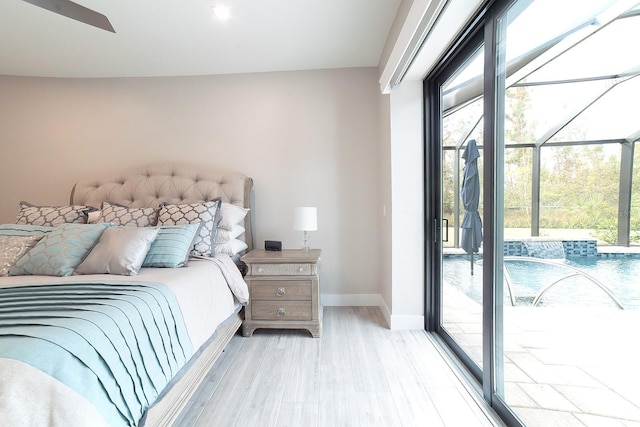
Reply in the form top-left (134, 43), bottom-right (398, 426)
top-left (504, 86), bottom-right (535, 227)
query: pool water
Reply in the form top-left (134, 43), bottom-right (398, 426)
top-left (443, 256), bottom-right (640, 310)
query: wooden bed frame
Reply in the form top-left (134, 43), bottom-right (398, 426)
top-left (70, 163), bottom-right (253, 426)
top-left (145, 314), bottom-right (242, 426)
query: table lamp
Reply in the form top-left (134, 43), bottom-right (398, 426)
top-left (293, 207), bottom-right (317, 252)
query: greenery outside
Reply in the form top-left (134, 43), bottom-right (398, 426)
top-left (443, 86), bottom-right (640, 246)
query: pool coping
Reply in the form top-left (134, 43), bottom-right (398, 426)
top-left (444, 245), bottom-right (640, 258)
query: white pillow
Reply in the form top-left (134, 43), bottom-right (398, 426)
top-left (215, 224), bottom-right (245, 244)
top-left (218, 203), bottom-right (249, 231)
top-left (87, 210), bottom-right (101, 224)
top-left (214, 238), bottom-right (248, 256)
top-left (76, 227), bottom-right (159, 276)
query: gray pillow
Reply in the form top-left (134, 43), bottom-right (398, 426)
top-left (157, 199), bottom-right (221, 257)
top-left (76, 227), bottom-right (159, 276)
top-left (0, 235), bottom-right (44, 276)
top-left (97, 201), bottom-right (159, 227)
top-left (16, 201), bottom-right (95, 226)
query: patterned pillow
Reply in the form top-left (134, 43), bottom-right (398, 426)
top-left (97, 201), bottom-right (159, 227)
top-left (16, 201), bottom-right (95, 226)
top-left (9, 223), bottom-right (112, 277)
top-left (0, 235), bottom-right (44, 276)
top-left (142, 224), bottom-right (201, 268)
top-left (157, 200), bottom-right (221, 257)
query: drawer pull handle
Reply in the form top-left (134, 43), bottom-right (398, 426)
top-left (257, 267), bottom-right (264, 273)
top-left (276, 307), bottom-right (286, 317)
top-left (298, 266), bottom-right (304, 272)
top-left (276, 287), bottom-right (286, 296)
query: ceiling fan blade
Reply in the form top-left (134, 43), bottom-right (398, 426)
top-left (22, 0), bottom-right (115, 33)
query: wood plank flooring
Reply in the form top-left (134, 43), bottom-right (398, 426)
top-left (173, 306), bottom-right (503, 427)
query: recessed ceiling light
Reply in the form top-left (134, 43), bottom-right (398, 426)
top-left (211, 5), bottom-right (231, 21)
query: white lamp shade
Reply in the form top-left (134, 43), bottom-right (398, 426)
top-left (293, 207), bottom-right (317, 231)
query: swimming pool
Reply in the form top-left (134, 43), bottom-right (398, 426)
top-left (443, 256), bottom-right (640, 310)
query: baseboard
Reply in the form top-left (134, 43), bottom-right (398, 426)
top-left (378, 297), bottom-right (392, 329)
top-left (388, 314), bottom-right (425, 330)
top-left (320, 293), bottom-right (424, 330)
top-left (321, 293), bottom-right (385, 307)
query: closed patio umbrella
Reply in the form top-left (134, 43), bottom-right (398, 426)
top-left (460, 139), bottom-right (482, 275)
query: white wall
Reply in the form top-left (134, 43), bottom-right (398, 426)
top-left (377, 0), bottom-right (484, 329)
top-left (389, 80), bottom-right (424, 329)
top-left (378, 84), bottom-right (393, 318)
top-left (0, 68), bottom-right (384, 302)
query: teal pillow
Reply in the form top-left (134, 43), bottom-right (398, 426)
top-left (0, 224), bottom-right (54, 237)
top-left (157, 200), bottom-right (221, 257)
top-left (142, 224), bottom-right (200, 268)
top-left (9, 223), bottom-right (112, 277)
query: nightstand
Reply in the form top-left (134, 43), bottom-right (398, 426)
top-left (241, 249), bottom-right (322, 338)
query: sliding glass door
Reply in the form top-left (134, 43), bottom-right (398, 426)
top-left (430, 35), bottom-right (486, 377)
top-left (426, 1), bottom-right (640, 425)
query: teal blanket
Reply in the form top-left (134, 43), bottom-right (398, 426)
top-left (0, 281), bottom-right (192, 426)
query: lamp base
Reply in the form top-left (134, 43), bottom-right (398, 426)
top-left (301, 230), bottom-right (310, 252)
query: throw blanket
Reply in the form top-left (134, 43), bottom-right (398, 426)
top-left (0, 281), bottom-right (192, 427)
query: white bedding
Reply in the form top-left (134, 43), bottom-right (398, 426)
top-left (0, 255), bottom-right (248, 426)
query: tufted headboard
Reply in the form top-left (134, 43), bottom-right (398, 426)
top-left (70, 163), bottom-right (254, 251)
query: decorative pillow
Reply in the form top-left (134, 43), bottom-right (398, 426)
top-left (142, 224), bottom-right (200, 268)
top-left (0, 224), bottom-right (54, 237)
top-left (15, 201), bottom-right (96, 226)
top-left (87, 210), bottom-right (102, 224)
top-left (0, 235), bottom-right (44, 276)
top-left (97, 202), bottom-right (159, 227)
top-left (157, 199), bottom-right (221, 257)
top-left (215, 224), bottom-right (245, 244)
top-left (214, 238), bottom-right (248, 256)
top-left (218, 203), bottom-right (249, 231)
top-left (9, 223), bottom-right (112, 277)
top-left (76, 227), bottom-right (159, 276)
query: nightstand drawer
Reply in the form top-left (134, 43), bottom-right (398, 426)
top-left (250, 263), bottom-right (313, 276)
top-left (241, 249), bottom-right (322, 337)
top-left (251, 301), bottom-right (312, 321)
top-left (251, 281), bottom-right (312, 300)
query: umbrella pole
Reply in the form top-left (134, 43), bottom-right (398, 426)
top-left (471, 252), bottom-right (474, 275)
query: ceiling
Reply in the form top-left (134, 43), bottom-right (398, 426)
top-left (0, 0), bottom-right (402, 78)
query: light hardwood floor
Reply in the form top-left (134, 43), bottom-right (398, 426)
top-left (173, 306), bottom-right (503, 427)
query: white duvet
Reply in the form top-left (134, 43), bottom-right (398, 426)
top-left (0, 256), bottom-right (248, 427)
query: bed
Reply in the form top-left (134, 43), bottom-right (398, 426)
top-left (0, 163), bottom-right (254, 427)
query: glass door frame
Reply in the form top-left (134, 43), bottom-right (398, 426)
top-left (425, 0), bottom-right (640, 425)
top-left (423, 0), bottom-right (524, 425)
top-left (424, 25), bottom-right (487, 385)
